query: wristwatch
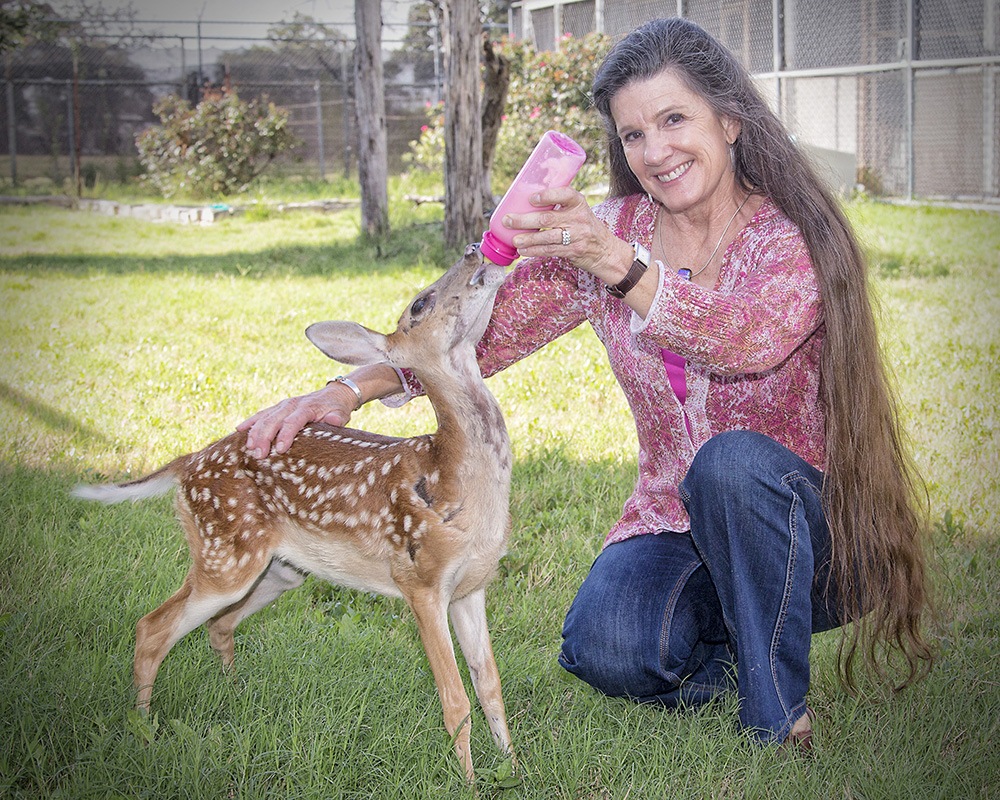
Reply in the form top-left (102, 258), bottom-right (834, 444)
top-left (606, 241), bottom-right (650, 298)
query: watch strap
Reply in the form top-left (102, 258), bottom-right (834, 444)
top-left (606, 242), bottom-right (650, 298)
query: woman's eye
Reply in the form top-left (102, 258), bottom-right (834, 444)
top-left (621, 130), bottom-right (642, 145)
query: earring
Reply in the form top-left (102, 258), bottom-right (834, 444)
top-left (729, 142), bottom-right (737, 171)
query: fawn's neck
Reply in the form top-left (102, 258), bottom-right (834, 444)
top-left (417, 355), bottom-right (511, 480)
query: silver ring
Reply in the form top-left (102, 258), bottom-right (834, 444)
top-left (561, 228), bottom-right (571, 246)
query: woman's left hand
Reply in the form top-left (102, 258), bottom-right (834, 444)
top-left (504, 187), bottom-right (635, 286)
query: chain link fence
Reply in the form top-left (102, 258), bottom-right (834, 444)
top-left (3, 2), bottom-right (998, 206)
top-left (514, 0), bottom-right (999, 206)
top-left (1, 14), bottom-right (443, 191)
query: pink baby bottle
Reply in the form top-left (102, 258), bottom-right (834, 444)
top-left (480, 130), bottom-right (587, 266)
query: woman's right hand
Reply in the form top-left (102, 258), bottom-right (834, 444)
top-left (237, 363), bottom-right (404, 459)
top-left (237, 381), bottom-right (359, 459)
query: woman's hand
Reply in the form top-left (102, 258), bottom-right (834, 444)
top-left (237, 381), bottom-right (358, 458)
top-left (506, 187), bottom-right (656, 316)
top-left (236, 363), bottom-right (404, 458)
top-left (504, 187), bottom-right (635, 285)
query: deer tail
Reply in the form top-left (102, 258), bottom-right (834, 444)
top-left (71, 457), bottom-right (187, 505)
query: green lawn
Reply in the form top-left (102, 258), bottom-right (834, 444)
top-left (0, 199), bottom-right (997, 798)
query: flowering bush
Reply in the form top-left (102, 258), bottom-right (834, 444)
top-left (492, 33), bottom-right (610, 189)
top-left (404, 32), bottom-right (612, 194)
top-left (401, 101), bottom-right (445, 176)
top-left (136, 92), bottom-right (299, 199)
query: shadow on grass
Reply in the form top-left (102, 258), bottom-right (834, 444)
top-left (0, 220), bottom-right (455, 279)
top-left (0, 223), bottom-right (955, 281)
top-left (866, 246), bottom-right (952, 279)
top-left (0, 380), bottom-right (112, 447)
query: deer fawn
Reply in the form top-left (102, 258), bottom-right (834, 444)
top-left (73, 244), bottom-right (514, 780)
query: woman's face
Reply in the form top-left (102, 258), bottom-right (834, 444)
top-left (610, 68), bottom-right (740, 213)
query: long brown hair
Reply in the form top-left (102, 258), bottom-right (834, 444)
top-left (592, 18), bottom-right (933, 689)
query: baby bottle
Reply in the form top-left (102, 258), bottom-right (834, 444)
top-left (480, 130), bottom-right (587, 266)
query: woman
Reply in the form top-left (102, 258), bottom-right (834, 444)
top-left (240, 18), bottom-right (932, 749)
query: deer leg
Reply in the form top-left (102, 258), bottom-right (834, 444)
top-left (406, 588), bottom-right (475, 781)
top-left (449, 588), bottom-right (514, 760)
top-left (133, 570), bottom-right (259, 712)
top-left (205, 558), bottom-right (306, 668)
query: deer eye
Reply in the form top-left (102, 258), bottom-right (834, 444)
top-left (410, 293), bottom-right (434, 316)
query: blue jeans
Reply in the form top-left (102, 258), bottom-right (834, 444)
top-left (559, 431), bottom-right (844, 744)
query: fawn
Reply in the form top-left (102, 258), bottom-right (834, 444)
top-left (73, 244), bottom-right (514, 780)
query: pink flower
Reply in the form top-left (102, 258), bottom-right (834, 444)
top-left (529, 106), bottom-right (541, 120)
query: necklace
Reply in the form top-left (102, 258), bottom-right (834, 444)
top-left (657, 193), bottom-right (751, 281)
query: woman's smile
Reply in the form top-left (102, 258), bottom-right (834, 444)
top-left (656, 161), bottom-right (693, 184)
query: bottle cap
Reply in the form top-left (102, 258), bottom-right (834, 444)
top-left (480, 230), bottom-right (518, 266)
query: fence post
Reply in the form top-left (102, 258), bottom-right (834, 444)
top-left (315, 80), bottom-right (325, 180)
top-left (904, 0), bottom-right (915, 201)
top-left (66, 80), bottom-right (75, 184)
top-left (179, 36), bottom-right (186, 96)
top-left (432, 20), bottom-right (442, 104)
top-left (5, 75), bottom-right (16, 185)
top-left (984, 2), bottom-right (997, 199)
top-left (772, 0), bottom-right (784, 115)
top-left (197, 18), bottom-right (204, 88)
top-left (340, 46), bottom-right (352, 179)
top-left (71, 44), bottom-right (81, 197)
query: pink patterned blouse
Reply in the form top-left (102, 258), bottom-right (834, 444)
top-left (395, 193), bottom-right (826, 547)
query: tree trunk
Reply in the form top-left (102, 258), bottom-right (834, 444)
top-left (442, 0), bottom-right (483, 249)
top-left (480, 35), bottom-right (510, 212)
top-left (354, 0), bottom-right (389, 240)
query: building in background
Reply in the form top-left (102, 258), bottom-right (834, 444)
top-left (510, 0), bottom-right (999, 205)
top-left (2, 1), bottom-right (996, 206)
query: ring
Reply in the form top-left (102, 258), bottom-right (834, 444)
top-left (561, 228), bottom-right (571, 246)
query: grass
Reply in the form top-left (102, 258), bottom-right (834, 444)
top-left (0, 197), bottom-right (997, 798)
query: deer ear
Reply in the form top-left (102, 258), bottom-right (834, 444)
top-left (305, 321), bottom-right (391, 366)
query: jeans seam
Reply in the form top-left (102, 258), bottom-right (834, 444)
top-left (658, 558), bottom-right (703, 669)
top-left (769, 471), bottom-right (805, 721)
top-left (783, 470), bottom-right (823, 499)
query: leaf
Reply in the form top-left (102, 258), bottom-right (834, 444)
top-left (125, 710), bottom-right (158, 746)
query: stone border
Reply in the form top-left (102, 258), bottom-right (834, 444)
top-left (77, 198), bottom-right (234, 224)
top-left (0, 195), bottom-right (360, 224)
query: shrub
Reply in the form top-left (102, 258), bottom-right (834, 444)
top-left (492, 33), bottom-right (610, 188)
top-left (403, 33), bottom-right (612, 193)
top-left (135, 92), bottom-right (299, 199)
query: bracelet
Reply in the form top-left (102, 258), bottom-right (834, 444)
top-left (328, 375), bottom-right (363, 410)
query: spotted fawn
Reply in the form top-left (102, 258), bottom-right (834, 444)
top-left (73, 244), bottom-right (514, 780)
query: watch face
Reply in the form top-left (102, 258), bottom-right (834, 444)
top-left (633, 242), bottom-right (651, 267)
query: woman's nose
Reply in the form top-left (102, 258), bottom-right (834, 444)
top-left (643, 134), bottom-right (672, 166)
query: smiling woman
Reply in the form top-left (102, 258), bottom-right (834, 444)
top-left (559, 16), bottom-right (932, 749)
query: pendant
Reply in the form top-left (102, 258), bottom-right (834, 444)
top-left (677, 268), bottom-right (692, 281)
